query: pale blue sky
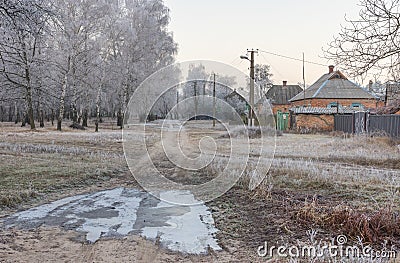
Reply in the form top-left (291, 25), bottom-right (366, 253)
top-left (163, 0), bottom-right (361, 86)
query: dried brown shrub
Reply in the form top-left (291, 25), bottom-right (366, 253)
top-left (295, 198), bottom-right (400, 245)
top-left (328, 206), bottom-right (400, 244)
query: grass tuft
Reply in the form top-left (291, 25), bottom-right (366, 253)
top-left (220, 126), bottom-right (282, 139)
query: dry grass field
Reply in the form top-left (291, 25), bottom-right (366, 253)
top-left (0, 121), bottom-right (130, 212)
top-left (0, 120), bottom-right (399, 262)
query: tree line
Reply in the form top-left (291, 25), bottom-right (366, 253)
top-left (0, 0), bottom-right (177, 131)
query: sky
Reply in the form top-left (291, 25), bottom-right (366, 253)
top-left (163, 0), bottom-right (362, 87)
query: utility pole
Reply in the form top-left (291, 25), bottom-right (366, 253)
top-left (203, 81), bottom-right (206, 109)
top-left (194, 81), bottom-right (198, 118)
top-left (303, 52), bottom-right (306, 107)
top-left (241, 49), bottom-right (258, 126)
top-left (249, 49), bottom-right (258, 126)
top-left (213, 73), bottom-right (216, 127)
top-left (176, 90), bottom-right (179, 120)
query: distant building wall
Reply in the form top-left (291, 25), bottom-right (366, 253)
top-left (386, 84), bottom-right (400, 106)
top-left (272, 104), bottom-right (290, 115)
top-left (291, 114), bottom-right (334, 132)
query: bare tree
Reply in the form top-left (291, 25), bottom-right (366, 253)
top-left (325, 0), bottom-right (400, 80)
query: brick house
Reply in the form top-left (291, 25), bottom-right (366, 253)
top-left (289, 107), bottom-right (355, 132)
top-left (290, 66), bottom-right (383, 109)
top-left (288, 66), bottom-right (383, 132)
top-left (266, 81), bottom-right (303, 114)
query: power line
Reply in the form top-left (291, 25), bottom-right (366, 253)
top-left (259, 52), bottom-right (286, 80)
top-left (258, 49), bottom-right (328, 67)
top-left (258, 49), bottom-right (393, 83)
top-left (229, 56), bottom-right (241, 65)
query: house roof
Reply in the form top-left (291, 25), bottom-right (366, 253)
top-left (289, 70), bottom-right (379, 102)
top-left (290, 106), bottom-right (358, 115)
top-left (225, 90), bottom-right (246, 102)
top-left (266, 84), bottom-right (302, 105)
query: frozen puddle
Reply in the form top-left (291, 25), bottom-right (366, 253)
top-left (2, 188), bottom-right (221, 254)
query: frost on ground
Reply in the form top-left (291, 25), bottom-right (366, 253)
top-left (2, 188), bottom-right (221, 255)
top-left (1, 123), bottom-right (399, 260)
top-left (219, 125), bottom-right (282, 139)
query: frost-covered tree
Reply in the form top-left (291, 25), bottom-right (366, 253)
top-left (47, 0), bottom-right (112, 130)
top-left (215, 75), bottom-right (236, 99)
top-left (254, 64), bottom-right (273, 96)
top-left (150, 65), bottom-right (181, 119)
top-left (226, 94), bottom-right (246, 116)
top-left (101, 0), bottom-right (177, 129)
top-left (0, 0), bottom-right (52, 129)
top-left (183, 64), bottom-right (208, 98)
top-left (0, 0), bottom-right (178, 130)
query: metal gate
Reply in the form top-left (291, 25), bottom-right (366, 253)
top-left (354, 112), bottom-right (367, 134)
top-left (335, 113), bottom-right (400, 137)
top-left (276, 111), bottom-right (289, 131)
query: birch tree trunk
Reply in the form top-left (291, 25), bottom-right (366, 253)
top-left (95, 85), bottom-right (101, 132)
top-left (82, 109), bottom-right (88, 127)
top-left (25, 82), bottom-right (35, 129)
top-left (51, 109), bottom-right (54, 126)
top-left (57, 56), bottom-right (71, 131)
top-left (37, 85), bottom-right (44, 128)
top-left (14, 102), bottom-right (18, 124)
top-left (71, 57), bottom-right (78, 124)
top-left (22, 47), bottom-right (35, 130)
top-left (21, 110), bottom-right (26, 127)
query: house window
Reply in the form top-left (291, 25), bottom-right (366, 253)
top-left (327, 102), bottom-right (340, 108)
top-left (351, 102), bottom-right (363, 109)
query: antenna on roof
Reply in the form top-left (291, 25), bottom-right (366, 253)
top-left (303, 52), bottom-right (306, 106)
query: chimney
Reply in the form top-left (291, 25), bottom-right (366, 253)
top-left (283, 80), bottom-right (287, 87)
top-left (368, 80), bottom-right (373, 91)
top-left (329, 65), bottom-right (335, 74)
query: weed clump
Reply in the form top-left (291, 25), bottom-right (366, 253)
top-left (220, 126), bottom-right (282, 139)
top-left (0, 190), bottom-right (38, 208)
